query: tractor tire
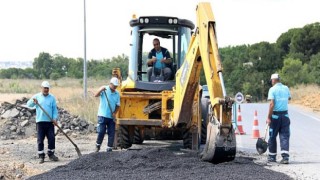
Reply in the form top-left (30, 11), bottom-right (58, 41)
top-left (183, 128), bottom-right (200, 149)
top-left (133, 127), bottom-right (145, 144)
top-left (201, 98), bottom-right (210, 144)
top-left (118, 125), bottom-right (134, 149)
top-left (183, 129), bottom-right (192, 149)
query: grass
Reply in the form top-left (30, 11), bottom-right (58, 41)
top-left (0, 78), bottom-right (109, 124)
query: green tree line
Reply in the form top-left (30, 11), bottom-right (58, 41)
top-left (217, 22), bottom-right (320, 101)
top-left (0, 53), bottom-right (129, 80)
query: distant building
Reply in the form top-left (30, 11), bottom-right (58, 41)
top-left (0, 61), bottom-right (33, 69)
top-left (243, 62), bottom-right (253, 68)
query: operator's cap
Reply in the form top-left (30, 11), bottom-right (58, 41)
top-left (41, 81), bottom-right (50, 88)
top-left (270, 73), bottom-right (280, 80)
top-left (110, 77), bottom-right (119, 86)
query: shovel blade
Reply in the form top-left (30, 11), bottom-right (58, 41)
top-left (256, 138), bottom-right (268, 155)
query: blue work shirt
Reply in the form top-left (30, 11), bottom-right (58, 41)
top-left (98, 86), bottom-right (120, 119)
top-left (154, 51), bottom-right (164, 69)
top-left (268, 83), bottom-right (291, 111)
top-left (27, 93), bottom-right (58, 122)
top-left (148, 47), bottom-right (171, 69)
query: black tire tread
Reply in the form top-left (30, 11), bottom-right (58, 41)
top-left (119, 125), bottom-right (133, 149)
top-left (133, 127), bottom-right (144, 144)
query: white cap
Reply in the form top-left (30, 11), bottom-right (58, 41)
top-left (110, 77), bottom-right (119, 86)
top-left (41, 81), bottom-right (50, 88)
top-left (270, 73), bottom-right (280, 80)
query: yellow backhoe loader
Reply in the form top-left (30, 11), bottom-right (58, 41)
top-left (112, 2), bottom-right (235, 163)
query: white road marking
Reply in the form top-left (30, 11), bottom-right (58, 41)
top-left (296, 111), bottom-right (320, 123)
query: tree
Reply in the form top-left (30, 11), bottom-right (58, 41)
top-left (248, 42), bottom-right (282, 72)
top-left (308, 53), bottom-right (320, 84)
top-left (280, 58), bottom-right (308, 87)
top-left (289, 23), bottom-right (320, 63)
top-left (33, 52), bottom-right (53, 79)
top-left (276, 28), bottom-right (300, 56)
top-left (52, 54), bottom-right (72, 78)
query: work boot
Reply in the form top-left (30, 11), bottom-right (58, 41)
top-left (106, 147), bottom-right (112, 152)
top-left (267, 156), bottom-right (276, 163)
top-left (280, 158), bottom-right (289, 164)
top-left (39, 158), bottom-right (45, 164)
top-left (95, 146), bottom-right (100, 153)
top-left (49, 154), bottom-right (59, 161)
top-left (39, 154), bottom-right (45, 164)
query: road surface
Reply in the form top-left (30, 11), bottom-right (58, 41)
top-left (236, 103), bottom-right (320, 179)
top-left (2, 103), bottom-right (319, 179)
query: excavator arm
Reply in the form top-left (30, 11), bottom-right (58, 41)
top-left (173, 2), bottom-right (236, 163)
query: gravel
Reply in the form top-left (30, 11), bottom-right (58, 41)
top-left (29, 148), bottom-right (292, 180)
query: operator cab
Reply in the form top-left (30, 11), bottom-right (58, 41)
top-left (128, 16), bottom-right (194, 91)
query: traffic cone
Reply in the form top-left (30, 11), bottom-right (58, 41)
top-left (235, 105), bottom-right (246, 135)
top-left (252, 110), bottom-right (260, 139)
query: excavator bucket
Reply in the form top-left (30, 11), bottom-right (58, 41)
top-left (201, 117), bottom-right (236, 164)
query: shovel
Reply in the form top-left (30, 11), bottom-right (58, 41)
top-left (36, 103), bottom-right (82, 157)
top-left (256, 124), bottom-right (269, 155)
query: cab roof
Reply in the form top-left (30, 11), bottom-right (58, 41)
top-left (130, 16), bottom-right (195, 30)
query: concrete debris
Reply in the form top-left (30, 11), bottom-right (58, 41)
top-left (0, 98), bottom-right (95, 140)
top-left (10, 125), bottom-right (17, 132)
top-left (20, 120), bottom-right (29, 127)
top-left (1, 108), bottom-right (20, 119)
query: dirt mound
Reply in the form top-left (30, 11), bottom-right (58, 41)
top-left (29, 148), bottom-right (291, 180)
top-left (0, 98), bottom-right (95, 140)
top-left (291, 84), bottom-right (320, 112)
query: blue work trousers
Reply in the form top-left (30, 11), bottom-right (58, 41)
top-left (96, 116), bottom-right (115, 148)
top-left (268, 111), bottom-right (290, 158)
top-left (37, 122), bottom-right (55, 157)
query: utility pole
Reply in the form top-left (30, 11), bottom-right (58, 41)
top-left (83, 0), bottom-right (87, 98)
top-left (261, 80), bottom-right (264, 102)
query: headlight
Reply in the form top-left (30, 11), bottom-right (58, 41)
top-left (168, 18), bottom-right (173, 24)
top-left (173, 19), bottom-right (178, 24)
top-left (144, 18), bottom-right (149, 23)
top-left (139, 18), bottom-right (144, 23)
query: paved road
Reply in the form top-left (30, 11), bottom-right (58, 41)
top-left (236, 103), bottom-right (320, 179)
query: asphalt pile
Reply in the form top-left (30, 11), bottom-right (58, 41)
top-left (29, 148), bottom-right (292, 180)
top-left (0, 98), bottom-right (95, 140)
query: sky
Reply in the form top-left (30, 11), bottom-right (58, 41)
top-left (0, 0), bottom-right (319, 62)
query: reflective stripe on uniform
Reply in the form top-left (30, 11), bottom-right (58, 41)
top-left (38, 150), bottom-right (44, 154)
top-left (48, 149), bottom-right (55, 152)
top-left (281, 150), bottom-right (289, 154)
top-left (268, 152), bottom-right (277, 155)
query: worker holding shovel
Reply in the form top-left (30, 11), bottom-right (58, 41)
top-left (27, 81), bottom-right (59, 164)
top-left (266, 73), bottom-right (291, 164)
top-left (94, 77), bottom-right (120, 152)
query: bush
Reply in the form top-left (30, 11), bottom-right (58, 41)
top-left (50, 73), bottom-right (61, 80)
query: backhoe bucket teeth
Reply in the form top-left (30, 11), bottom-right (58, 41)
top-left (201, 121), bottom-right (236, 163)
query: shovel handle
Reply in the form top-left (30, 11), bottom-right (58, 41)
top-left (264, 124), bottom-right (269, 139)
top-left (36, 103), bottom-right (79, 147)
